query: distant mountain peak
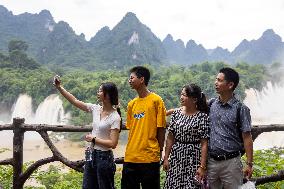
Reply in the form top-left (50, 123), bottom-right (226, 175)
top-left (100, 26), bottom-right (110, 31)
top-left (39, 9), bottom-right (53, 19)
top-left (89, 26), bottom-right (111, 44)
top-left (232, 39), bottom-right (250, 54)
top-left (79, 33), bottom-right (85, 39)
top-left (0, 5), bottom-right (12, 16)
top-left (213, 46), bottom-right (230, 53)
top-left (239, 39), bottom-right (250, 46)
top-left (163, 35), bottom-right (185, 48)
top-left (186, 40), bottom-right (197, 48)
top-left (53, 21), bottom-right (76, 35)
top-left (0, 5), bottom-right (8, 12)
top-left (260, 29), bottom-right (282, 42)
top-left (176, 39), bottom-right (185, 47)
top-left (163, 34), bottom-right (174, 44)
top-left (118, 12), bottom-right (141, 27)
top-left (1, 5), bottom-right (283, 67)
top-left (262, 29), bottom-right (275, 36)
top-left (165, 34), bottom-right (174, 40)
top-left (198, 44), bottom-right (205, 48)
top-left (125, 12), bottom-right (137, 19)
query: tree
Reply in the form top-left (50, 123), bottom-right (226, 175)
top-left (6, 40), bottom-right (41, 69)
top-left (8, 40), bottom-right (28, 52)
top-left (0, 52), bottom-right (8, 62)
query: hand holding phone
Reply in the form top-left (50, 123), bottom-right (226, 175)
top-left (53, 75), bottom-right (61, 86)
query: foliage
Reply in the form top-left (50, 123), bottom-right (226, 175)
top-left (0, 164), bottom-right (13, 188)
top-left (0, 67), bottom-right (54, 107)
top-left (0, 41), bottom-right (276, 129)
top-left (1, 148), bottom-right (284, 188)
top-left (0, 160), bottom-right (40, 189)
top-left (35, 165), bottom-right (83, 189)
top-left (115, 171), bottom-right (122, 188)
top-left (8, 40), bottom-right (29, 52)
top-left (0, 40), bottom-right (41, 70)
top-left (236, 62), bottom-right (268, 90)
top-left (250, 147), bottom-right (284, 188)
top-left (0, 44), bottom-right (274, 127)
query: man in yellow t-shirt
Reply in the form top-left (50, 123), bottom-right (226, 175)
top-left (121, 66), bottom-right (166, 189)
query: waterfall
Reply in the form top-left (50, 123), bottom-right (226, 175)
top-left (0, 94), bottom-right (70, 142)
top-left (244, 81), bottom-right (284, 150)
top-left (10, 94), bottom-right (70, 125)
top-left (1, 82), bottom-right (284, 150)
top-left (11, 94), bottom-right (34, 124)
top-left (34, 94), bottom-right (69, 125)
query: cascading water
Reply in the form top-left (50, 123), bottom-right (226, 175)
top-left (1, 82), bottom-right (284, 151)
top-left (244, 81), bottom-right (284, 149)
top-left (11, 94), bottom-right (34, 124)
top-left (10, 94), bottom-right (70, 125)
top-left (34, 94), bottom-right (69, 125)
top-left (0, 94), bottom-right (70, 143)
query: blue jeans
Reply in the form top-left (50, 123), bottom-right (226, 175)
top-left (82, 149), bottom-right (116, 189)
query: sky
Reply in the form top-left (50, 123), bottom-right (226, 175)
top-left (1, 0), bottom-right (284, 51)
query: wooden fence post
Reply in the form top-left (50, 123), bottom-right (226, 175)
top-left (12, 118), bottom-right (25, 189)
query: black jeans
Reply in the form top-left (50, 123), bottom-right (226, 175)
top-left (121, 162), bottom-right (160, 189)
top-left (82, 149), bottom-right (116, 189)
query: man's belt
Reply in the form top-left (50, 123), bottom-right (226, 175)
top-left (210, 151), bottom-right (241, 161)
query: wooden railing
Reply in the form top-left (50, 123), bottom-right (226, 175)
top-left (1, 118), bottom-right (284, 188)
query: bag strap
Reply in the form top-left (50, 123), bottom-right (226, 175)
top-left (236, 102), bottom-right (245, 155)
top-left (236, 102), bottom-right (242, 129)
top-left (208, 98), bottom-right (216, 108)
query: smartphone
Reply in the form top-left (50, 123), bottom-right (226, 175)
top-left (53, 75), bottom-right (60, 85)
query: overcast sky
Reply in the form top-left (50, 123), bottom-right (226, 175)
top-left (1, 0), bottom-right (284, 51)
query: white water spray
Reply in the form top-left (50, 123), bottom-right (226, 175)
top-left (34, 94), bottom-right (69, 125)
top-left (11, 94), bottom-right (34, 123)
top-left (244, 81), bottom-right (284, 150)
top-left (10, 94), bottom-right (70, 125)
top-left (0, 94), bottom-right (70, 142)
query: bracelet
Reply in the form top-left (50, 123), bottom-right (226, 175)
top-left (246, 162), bottom-right (253, 167)
top-left (92, 137), bottom-right (96, 145)
top-left (200, 165), bottom-right (206, 170)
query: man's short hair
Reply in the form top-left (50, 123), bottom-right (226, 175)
top-left (219, 67), bottom-right (239, 90)
top-left (129, 66), bottom-right (150, 86)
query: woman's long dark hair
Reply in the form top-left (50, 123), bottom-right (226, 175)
top-left (183, 83), bottom-right (209, 114)
top-left (101, 82), bottom-right (122, 130)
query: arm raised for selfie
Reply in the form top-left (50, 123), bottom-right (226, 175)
top-left (54, 76), bottom-right (88, 112)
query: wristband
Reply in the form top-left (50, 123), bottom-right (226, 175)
top-left (92, 137), bottom-right (96, 145)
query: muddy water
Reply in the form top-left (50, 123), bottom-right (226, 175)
top-left (0, 131), bottom-right (127, 162)
top-left (0, 132), bottom-right (126, 188)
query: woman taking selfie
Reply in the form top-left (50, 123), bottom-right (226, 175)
top-left (53, 75), bottom-right (121, 189)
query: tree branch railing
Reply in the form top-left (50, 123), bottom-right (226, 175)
top-left (1, 118), bottom-right (284, 188)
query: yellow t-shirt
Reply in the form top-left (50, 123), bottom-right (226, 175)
top-left (125, 92), bottom-right (166, 163)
